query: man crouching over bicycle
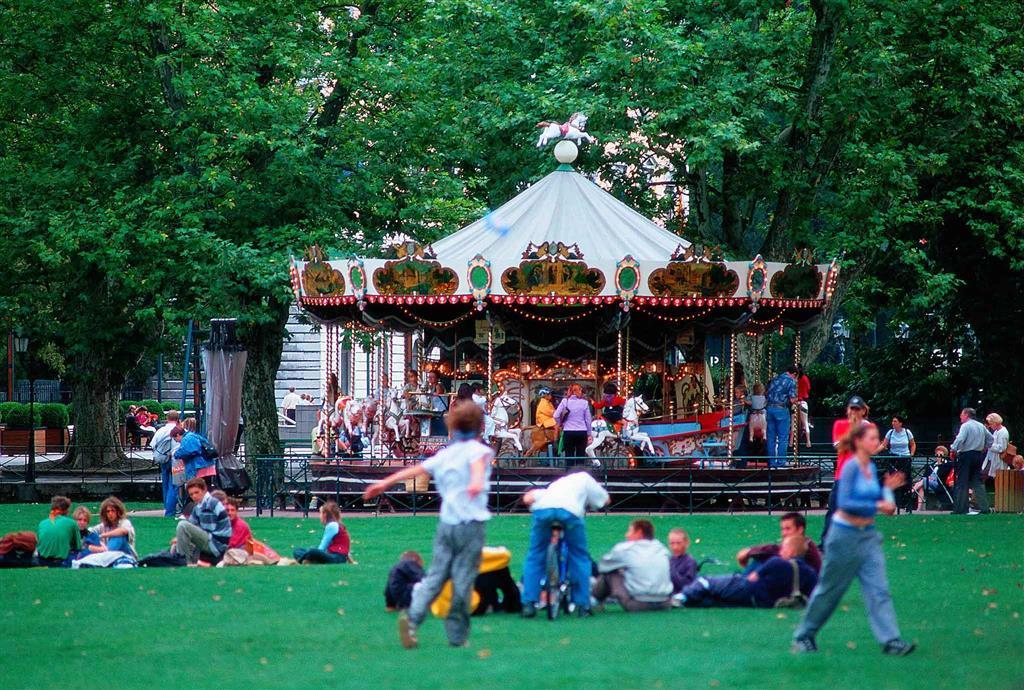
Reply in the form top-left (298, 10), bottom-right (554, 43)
top-left (520, 470), bottom-right (610, 618)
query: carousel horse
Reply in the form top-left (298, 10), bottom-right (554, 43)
top-left (535, 112), bottom-right (598, 147)
top-left (585, 418), bottom-right (616, 458)
top-left (622, 394), bottom-right (655, 454)
top-left (522, 425), bottom-right (558, 457)
top-left (489, 391), bottom-right (523, 452)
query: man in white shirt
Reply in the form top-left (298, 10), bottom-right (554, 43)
top-left (592, 519), bottom-right (673, 612)
top-left (280, 387), bottom-right (303, 423)
top-left (520, 471), bottom-right (610, 618)
top-left (151, 410), bottom-right (181, 517)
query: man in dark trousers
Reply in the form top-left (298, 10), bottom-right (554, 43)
top-left (949, 408), bottom-right (993, 514)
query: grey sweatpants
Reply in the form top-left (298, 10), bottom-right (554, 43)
top-left (408, 520), bottom-right (486, 646)
top-left (794, 524), bottom-right (901, 644)
top-left (174, 520), bottom-right (217, 565)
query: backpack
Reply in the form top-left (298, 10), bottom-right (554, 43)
top-left (199, 435), bottom-right (219, 461)
top-left (774, 560), bottom-right (808, 609)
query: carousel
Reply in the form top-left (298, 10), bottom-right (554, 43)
top-left (287, 123), bottom-right (839, 511)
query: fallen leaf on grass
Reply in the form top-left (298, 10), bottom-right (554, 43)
top-left (259, 657), bottom-right (269, 665)
top-left (710, 680), bottom-right (720, 687)
top-left (147, 589), bottom-right (157, 595)
top-left (559, 637), bottom-right (571, 645)
top-left (1012, 612), bottom-right (1020, 619)
top-left (846, 641), bottom-right (857, 650)
top-left (898, 555), bottom-right (907, 560)
top-left (212, 595), bottom-right (221, 602)
top-left (840, 605), bottom-right (850, 612)
top-left (324, 664), bottom-right (334, 673)
top-left (702, 631), bottom-right (710, 638)
top-left (477, 649), bottom-right (492, 659)
top-left (982, 588), bottom-right (997, 596)
top-left (973, 628), bottom-right (984, 636)
top-left (987, 602), bottom-right (998, 609)
top-left (337, 608), bottom-right (345, 616)
top-left (64, 610), bottom-right (72, 617)
top-left (32, 599), bottom-right (40, 605)
top-left (286, 586), bottom-right (294, 593)
top-left (775, 612), bottom-right (787, 619)
top-left (235, 588), bottom-right (244, 594)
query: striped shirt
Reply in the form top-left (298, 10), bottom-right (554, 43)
top-left (188, 493), bottom-right (232, 557)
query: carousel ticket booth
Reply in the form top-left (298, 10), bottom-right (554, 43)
top-left (289, 142), bottom-right (838, 511)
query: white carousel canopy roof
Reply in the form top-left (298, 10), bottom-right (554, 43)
top-left (432, 167), bottom-right (690, 267)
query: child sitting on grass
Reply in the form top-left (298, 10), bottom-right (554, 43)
top-left (364, 401), bottom-right (492, 649)
top-left (69, 506), bottom-right (104, 563)
top-left (36, 496), bottom-right (81, 567)
top-left (385, 550), bottom-right (425, 611)
top-left (294, 501), bottom-right (350, 564)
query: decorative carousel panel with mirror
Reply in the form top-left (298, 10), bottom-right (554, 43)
top-left (372, 241), bottom-right (459, 296)
top-left (500, 241), bottom-right (606, 296)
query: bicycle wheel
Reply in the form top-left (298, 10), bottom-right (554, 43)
top-left (545, 539), bottom-right (561, 620)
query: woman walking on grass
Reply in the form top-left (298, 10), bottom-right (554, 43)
top-left (793, 423), bottom-right (916, 656)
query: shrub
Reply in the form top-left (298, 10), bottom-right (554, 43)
top-left (38, 403), bottom-right (70, 429)
top-left (1, 403), bottom-right (41, 429)
top-left (0, 402), bottom-right (20, 424)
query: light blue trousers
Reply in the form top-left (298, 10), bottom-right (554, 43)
top-left (794, 523), bottom-right (901, 644)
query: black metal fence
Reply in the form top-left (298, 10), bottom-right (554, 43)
top-left (249, 453), bottom-right (941, 518)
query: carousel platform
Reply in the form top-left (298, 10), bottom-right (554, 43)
top-left (253, 454), bottom-right (834, 515)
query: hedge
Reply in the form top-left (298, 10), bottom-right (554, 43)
top-left (38, 403), bottom-right (70, 429)
top-left (0, 402), bottom-right (42, 429)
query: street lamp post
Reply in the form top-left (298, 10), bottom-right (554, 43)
top-left (12, 333), bottom-right (33, 484)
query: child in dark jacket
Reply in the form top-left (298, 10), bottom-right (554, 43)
top-left (385, 551), bottom-right (425, 610)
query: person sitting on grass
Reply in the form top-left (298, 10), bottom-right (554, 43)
top-left (171, 478), bottom-right (231, 566)
top-left (736, 512), bottom-right (822, 574)
top-left (385, 551), bottom-right (426, 611)
top-left (225, 498), bottom-right (253, 552)
top-left (363, 402), bottom-right (492, 649)
top-left (294, 501), bottom-right (350, 564)
top-left (592, 519), bottom-right (673, 612)
top-left (94, 496), bottom-right (137, 557)
top-left (681, 536), bottom-right (817, 608)
top-left (668, 528), bottom-right (698, 594)
top-left (35, 496), bottom-right (81, 567)
top-left (70, 506), bottom-right (104, 561)
top-left (520, 470), bottom-right (610, 618)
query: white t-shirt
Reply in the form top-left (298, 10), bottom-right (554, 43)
top-left (530, 472), bottom-right (609, 518)
top-left (421, 439), bottom-right (493, 525)
top-left (884, 428), bottom-right (914, 456)
top-left (281, 392), bottom-right (303, 410)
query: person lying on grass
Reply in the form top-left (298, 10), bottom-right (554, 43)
top-left (681, 535), bottom-right (817, 608)
top-left (592, 519), bottom-right (673, 612)
top-left (170, 478), bottom-right (231, 566)
top-left (385, 551), bottom-right (425, 611)
top-left (363, 401), bottom-right (492, 649)
top-left (735, 512), bottom-right (822, 574)
top-left (294, 501), bottom-right (350, 564)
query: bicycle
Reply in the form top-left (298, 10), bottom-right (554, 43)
top-left (544, 520), bottom-right (572, 620)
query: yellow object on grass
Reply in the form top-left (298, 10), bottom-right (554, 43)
top-left (429, 546), bottom-right (511, 618)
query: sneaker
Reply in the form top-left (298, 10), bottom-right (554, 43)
top-left (576, 606), bottom-right (593, 618)
top-left (521, 603), bottom-right (537, 619)
top-left (791, 636), bottom-right (818, 653)
top-left (398, 611), bottom-right (418, 649)
top-left (882, 639), bottom-right (916, 656)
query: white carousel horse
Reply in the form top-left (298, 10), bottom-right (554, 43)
top-left (489, 391), bottom-right (523, 452)
top-left (536, 112), bottom-right (598, 147)
top-left (622, 394), bottom-right (655, 454)
top-left (585, 418), bottom-right (616, 458)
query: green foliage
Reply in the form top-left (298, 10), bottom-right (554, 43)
top-left (37, 403), bottom-right (69, 429)
top-left (0, 403), bottom-right (41, 429)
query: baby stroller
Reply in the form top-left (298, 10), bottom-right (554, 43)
top-left (913, 458), bottom-right (955, 511)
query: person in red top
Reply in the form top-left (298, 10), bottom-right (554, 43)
top-left (821, 396), bottom-right (874, 547)
top-left (225, 499), bottom-right (253, 550)
top-left (796, 366), bottom-right (812, 449)
top-left (593, 382), bottom-right (627, 432)
top-left (294, 500), bottom-right (350, 564)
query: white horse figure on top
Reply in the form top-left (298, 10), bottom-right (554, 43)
top-left (622, 394), bottom-right (655, 454)
top-left (536, 112), bottom-right (598, 147)
top-left (489, 388), bottom-right (523, 452)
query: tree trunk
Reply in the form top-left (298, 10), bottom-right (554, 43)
top-left (66, 370), bottom-right (124, 469)
top-left (240, 295), bottom-right (290, 458)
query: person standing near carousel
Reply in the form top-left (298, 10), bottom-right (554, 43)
top-left (401, 369), bottom-right (431, 437)
top-left (792, 423), bottom-right (915, 657)
top-left (821, 396), bottom-right (873, 547)
top-left (554, 384), bottom-right (593, 468)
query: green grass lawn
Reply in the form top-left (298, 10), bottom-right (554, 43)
top-left (1, 504), bottom-right (1021, 690)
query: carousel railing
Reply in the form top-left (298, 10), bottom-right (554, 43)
top-left (251, 453), bottom-right (862, 515)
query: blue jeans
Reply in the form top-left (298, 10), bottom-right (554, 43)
top-left (682, 574), bottom-right (757, 608)
top-left (160, 462), bottom-right (178, 517)
top-left (293, 548), bottom-right (348, 564)
top-left (794, 524), bottom-right (901, 644)
top-left (522, 508), bottom-right (591, 607)
top-left (765, 407), bottom-right (790, 467)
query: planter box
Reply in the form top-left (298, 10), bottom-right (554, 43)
top-left (1, 428), bottom-right (47, 455)
top-left (44, 428), bottom-right (70, 453)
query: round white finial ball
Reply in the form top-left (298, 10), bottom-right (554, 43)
top-left (554, 140), bottom-right (578, 164)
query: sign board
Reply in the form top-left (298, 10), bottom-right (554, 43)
top-left (474, 320), bottom-right (506, 346)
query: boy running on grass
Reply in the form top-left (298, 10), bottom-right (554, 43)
top-left (364, 401), bottom-right (492, 649)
